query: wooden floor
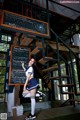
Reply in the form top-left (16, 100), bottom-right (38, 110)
top-left (8, 105), bottom-right (80, 120)
top-left (0, 102), bottom-right (80, 120)
top-left (36, 105), bottom-right (80, 120)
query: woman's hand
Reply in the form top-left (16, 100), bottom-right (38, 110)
top-left (21, 62), bottom-right (26, 71)
top-left (21, 62), bottom-right (24, 68)
top-left (23, 81), bottom-right (28, 92)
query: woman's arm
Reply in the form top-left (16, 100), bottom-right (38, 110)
top-left (21, 62), bottom-right (26, 71)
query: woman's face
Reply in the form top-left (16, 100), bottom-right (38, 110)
top-left (28, 58), bottom-right (35, 66)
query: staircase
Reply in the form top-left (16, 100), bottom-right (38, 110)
top-left (32, 29), bottom-right (80, 106)
top-left (9, 27), bottom-right (80, 107)
top-left (54, 31), bottom-right (79, 105)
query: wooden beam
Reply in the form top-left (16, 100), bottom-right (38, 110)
top-left (30, 47), bottom-right (40, 55)
top-left (36, 41), bottom-right (42, 48)
top-left (30, 42), bottom-right (42, 55)
top-left (20, 37), bottom-right (33, 46)
top-left (12, 32), bottom-right (20, 46)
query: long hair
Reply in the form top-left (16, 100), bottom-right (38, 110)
top-left (29, 58), bottom-right (36, 66)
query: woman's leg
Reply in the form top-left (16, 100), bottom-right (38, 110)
top-left (23, 89), bottom-right (45, 97)
top-left (30, 89), bottom-right (36, 116)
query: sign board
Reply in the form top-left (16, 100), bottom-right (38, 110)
top-left (9, 46), bottom-right (29, 85)
top-left (0, 10), bottom-right (50, 38)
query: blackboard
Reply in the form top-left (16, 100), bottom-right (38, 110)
top-left (3, 11), bottom-right (49, 38)
top-left (9, 46), bottom-right (29, 85)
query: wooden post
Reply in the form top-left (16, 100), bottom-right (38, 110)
top-left (14, 86), bottom-right (20, 105)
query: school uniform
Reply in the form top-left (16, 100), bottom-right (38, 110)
top-left (25, 66), bottom-right (39, 90)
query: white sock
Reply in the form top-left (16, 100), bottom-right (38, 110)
top-left (31, 98), bottom-right (36, 115)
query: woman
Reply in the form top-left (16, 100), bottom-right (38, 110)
top-left (22, 58), bottom-right (42, 119)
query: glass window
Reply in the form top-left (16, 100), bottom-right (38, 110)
top-left (38, 78), bottom-right (42, 91)
top-left (54, 80), bottom-right (60, 100)
top-left (0, 53), bottom-right (6, 94)
top-left (0, 67), bottom-right (6, 74)
top-left (1, 35), bottom-right (11, 42)
top-left (0, 60), bottom-right (6, 66)
top-left (2, 35), bottom-right (7, 42)
top-left (53, 64), bottom-right (69, 101)
top-left (0, 43), bottom-right (9, 52)
top-left (0, 84), bottom-right (4, 93)
top-left (73, 62), bottom-right (79, 93)
top-left (0, 94), bottom-right (5, 102)
top-left (0, 76), bottom-right (5, 83)
top-left (0, 53), bottom-right (6, 59)
top-left (8, 36), bottom-right (11, 42)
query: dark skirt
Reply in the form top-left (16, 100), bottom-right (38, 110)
top-left (26, 78), bottom-right (39, 91)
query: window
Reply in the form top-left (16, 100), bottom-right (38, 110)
top-left (1, 35), bottom-right (11, 42)
top-left (53, 64), bottom-right (69, 101)
top-left (0, 33), bottom-right (11, 101)
top-left (0, 58), bottom-right (6, 92)
top-left (0, 43), bottom-right (10, 52)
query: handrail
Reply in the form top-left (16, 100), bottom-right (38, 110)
top-left (51, 29), bottom-right (80, 61)
top-left (51, 28), bottom-right (80, 95)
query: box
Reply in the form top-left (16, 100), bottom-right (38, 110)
top-left (12, 105), bottom-right (23, 116)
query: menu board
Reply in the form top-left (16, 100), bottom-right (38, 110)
top-left (9, 46), bottom-right (29, 85)
top-left (2, 10), bottom-right (50, 38)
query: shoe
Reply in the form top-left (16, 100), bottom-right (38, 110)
top-left (37, 91), bottom-right (46, 97)
top-left (27, 113), bottom-right (31, 118)
top-left (26, 113), bottom-right (36, 119)
top-left (25, 113), bottom-right (31, 120)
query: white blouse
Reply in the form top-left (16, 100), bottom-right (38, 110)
top-left (25, 66), bottom-right (34, 78)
